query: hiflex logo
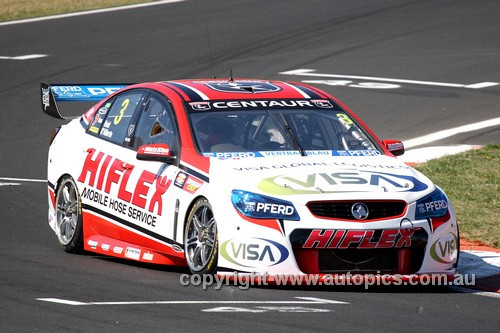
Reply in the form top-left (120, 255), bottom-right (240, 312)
top-left (302, 228), bottom-right (414, 249)
top-left (220, 238), bottom-right (289, 268)
top-left (258, 170), bottom-right (428, 195)
top-left (77, 148), bottom-right (172, 219)
top-left (429, 233), bottom-right (458, 264)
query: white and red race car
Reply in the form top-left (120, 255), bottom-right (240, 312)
top-left (42, 79), bottom-right (459, 278)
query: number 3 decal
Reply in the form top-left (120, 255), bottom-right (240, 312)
top-left (337, 113), bottom-right (353, 125)
top-left (114, 98), bottom-right (130, 125)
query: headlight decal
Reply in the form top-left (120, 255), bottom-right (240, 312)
top-left (231, 190), bottom-right (300, 221)
top-left (415, 188), bottom-right (449, 220)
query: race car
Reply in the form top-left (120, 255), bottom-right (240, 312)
top-left (41, 78), bottom-right (459, 277)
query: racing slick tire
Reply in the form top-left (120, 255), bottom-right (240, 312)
top-left (55, 176), bottom-right (83, 253)
top-left (184, 198), bottom-right (218, 274)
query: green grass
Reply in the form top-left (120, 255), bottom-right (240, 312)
top-left (415, 144), bottom-right (499, 248)
top-left (0, 0), bottom-right (156, 21)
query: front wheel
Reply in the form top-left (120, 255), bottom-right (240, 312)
top-left (55, 176), bottom-right (83, 253)
top-left (184, 198), bottom-right (218, 274)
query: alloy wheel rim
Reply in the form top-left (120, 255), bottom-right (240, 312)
top-left (185, 204), bottom-right (216, 271)
top-left (55, 181), bottom-right (79, 245)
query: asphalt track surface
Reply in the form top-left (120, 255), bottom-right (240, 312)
top-left (1, 0), bottom-right (499, 331)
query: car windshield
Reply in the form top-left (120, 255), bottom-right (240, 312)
top-left (189, 108), bottom-right (380, 155)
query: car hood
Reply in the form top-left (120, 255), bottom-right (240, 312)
top-left (208, 154), bottom-right (435, 204)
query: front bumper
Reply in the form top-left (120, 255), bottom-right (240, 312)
top-left (216, 200), bottom-right (459, 275)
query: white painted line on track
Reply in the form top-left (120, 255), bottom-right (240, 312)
top-left (398, 145), bottom-right (481, 164)
top-left (0, 54), bottom-right (48, 60)
top-left (36, 296), bottom-right (349, 306)
top-left (403, 117), bottom-right (500, 148)
top-left (0, 177), bottom-right (46, 183)
top-left (203, 306), bottom-right (331, 313)
top-left (36, 298), bottom-right (88, 306)
top-left (295, 297), bottom-right (347, 304)
top-left (202, 307), bottom-right (268, 313)
top-left (0, 0), bottom-right (184, 27)
top-left (465, 82), bottom-right (500, 89)
top-left (256, 306), bottom-right (330, 313)
top-left (280, 69), bottom-right (499, 89)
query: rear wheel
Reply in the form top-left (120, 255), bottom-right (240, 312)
top-left (55, 176), bottom-right (83, 253)
top-left (184, 198), bottom-right (218, 274)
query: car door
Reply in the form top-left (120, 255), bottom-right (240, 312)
top-left (126, 91), bottom-right (182, 248)
top-left (78, 89), bottom-right (181, 253)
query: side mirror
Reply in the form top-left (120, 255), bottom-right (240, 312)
top-left (382, 139), bottom-right (405, 156)
top-left (136, 144), bottom-right (176, 163)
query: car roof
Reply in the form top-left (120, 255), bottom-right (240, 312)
top-left (153, 79), bottom-right (331, 102)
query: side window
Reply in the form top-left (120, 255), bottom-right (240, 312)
top-left (87, 100), bottom-right (113, 135)
top-left (98, 91), bottom-right (144, 145)
top-left (132, 95), bottom-right (178, 152)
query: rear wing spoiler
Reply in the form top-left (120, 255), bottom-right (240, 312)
top-left (41, 82), bottom-right (133, 119)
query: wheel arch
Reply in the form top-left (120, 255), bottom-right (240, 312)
top-left (54, 173), bottom-right (75, 193)
top-left (181, 194), bottom-right (208, 243)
